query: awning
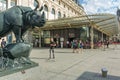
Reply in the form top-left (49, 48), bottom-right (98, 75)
top-left (40, 13), bottom-right (119, 36)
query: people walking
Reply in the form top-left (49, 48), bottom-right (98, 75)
top-left (101, 40), bottom-right (104, 50)
top-left (106, 40), bottom-right (109, 48)
top-left (66, 40), bottom-right (69, 48)
top-left (78, 40), bottom-right (83, 53)
top-left (72, 39), bottom-right (78, 53)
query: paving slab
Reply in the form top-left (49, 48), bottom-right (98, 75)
top-left (0, 44), bottom-right (120, 80)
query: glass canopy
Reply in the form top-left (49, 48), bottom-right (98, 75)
top-left (40, 13), bottom-right (119, 36)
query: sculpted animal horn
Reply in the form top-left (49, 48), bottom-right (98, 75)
top-left (34, 0), bottom-right (39, 10)
top-left (39, 6), bottom-right (43, 11)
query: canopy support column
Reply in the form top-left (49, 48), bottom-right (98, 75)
top-left (90, 26), bottom-right (94, 49)
top-left (101, 33), bottom-right (104, 42)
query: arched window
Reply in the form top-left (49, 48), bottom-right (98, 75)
top-left (51, 8), bottom-right (55, 14)
top-left (44, 5), bottom-right (48, 19)
top-left (59, 1), bottom-right (60, 5)
top-left (11, 0), bottom-right (17, 6)
top-left (51, 8), bottom-right (55, 19)
top-left (58, 11), bottom-right (61, 19)
top-left (0, 0), bottom-right (6, 10)
top-left (63, 14), bottom-right (66, 18)
top-left (34, 0), bottom-right (37, 8)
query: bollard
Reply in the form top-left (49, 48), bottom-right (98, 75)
top-left (101, 68), bottom-right (108, 77)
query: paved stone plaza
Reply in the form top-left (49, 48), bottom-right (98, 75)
top-left (0, 45), bottom-right (120, 80)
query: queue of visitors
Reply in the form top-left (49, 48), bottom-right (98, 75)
top-left (71, 39), bottom-right (83, 53)
top-left (65, 39), bottom-right (114, 53)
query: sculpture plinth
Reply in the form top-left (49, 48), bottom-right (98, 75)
top-left (0, 42), bottom-right (39, 77)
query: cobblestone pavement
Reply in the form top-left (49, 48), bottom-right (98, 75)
top-left (0, 44), bottom-right (120, 80)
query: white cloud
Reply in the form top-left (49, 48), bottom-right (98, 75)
top-left (80, 0), bottom-right (120, 14)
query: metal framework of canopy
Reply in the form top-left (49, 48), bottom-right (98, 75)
top-left (40, 13), bottom-right (119, 36)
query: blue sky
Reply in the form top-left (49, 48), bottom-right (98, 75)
top-left (79, 0), bottom-right (120, 14)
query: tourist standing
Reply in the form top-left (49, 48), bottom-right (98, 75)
top-left (49, 40), bottom-right (56, 59)
top-left (1, 39), bottom-right (6, 48)
top-left (66, 40), bottom-right (69, 48)
top-left (106, 40), bottom-right (109, 48)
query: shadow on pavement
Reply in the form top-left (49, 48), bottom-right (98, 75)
top-left (76, 71), bottom-right (120, 80)
top-left (30, 57), bottom-right (48, 60)
top-left (55, 51), bottom-right (73, 54)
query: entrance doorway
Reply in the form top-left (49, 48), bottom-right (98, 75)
top-left (68, 37), bottom-right (75, 48)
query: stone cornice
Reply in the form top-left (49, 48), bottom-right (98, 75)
top-left (61, 0), bottom-right (86, 15)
